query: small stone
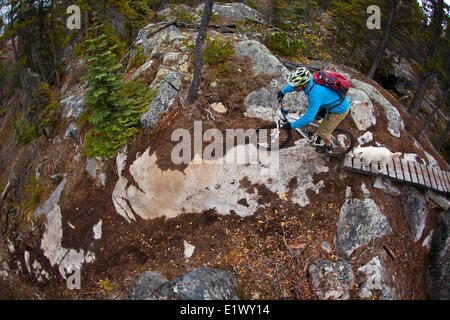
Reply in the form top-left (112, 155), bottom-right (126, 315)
top-left (183, 240), bottom-right (195, 260)
top-left (93, 220), bottom-right (103, 240)
top-left (210, 102), bottom-right (227, 114)
top-left (425, 190), bottom-right (450, 211)
top-left (357, 131), bottom-right (373, 146)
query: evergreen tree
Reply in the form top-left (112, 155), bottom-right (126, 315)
top-left (125, 0), bottom-right (154, 46)
top-left (82, 26), bottom-right (146, 157)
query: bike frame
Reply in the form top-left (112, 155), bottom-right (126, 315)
top-left (272, 102), bottom-right (323, 146)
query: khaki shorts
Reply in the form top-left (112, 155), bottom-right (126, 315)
top-left (316, 107), bottom-right (350, 140)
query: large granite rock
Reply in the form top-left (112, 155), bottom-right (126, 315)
top-left (402, 186), bottom-right (428, 242)
top-left (140, 81), bottom-right (178, 130)
top-left (336, 198), bottom-right (391, 258)
top-left (333, 70), bottom-right (404, 138)
top-left (427, 210), bottom-right (450, 300)
top-left (347, 88), bottom-right (376, 131)
top-left (204, 3), bottom-right (263, 22)
top-left (126, 271), bottom-right (168, 300)
top-left (308, 259), bottom-right (355, 300)
top-left (357, 256), bottom-right (396, 300)
top-left (136, 24), bottom-right (186, 57)
top-left (34, 179), bottom-right (95, 280)
top-left (60, 92), bottom-right (85, 120)
top-left (389, 59), bottom-right (416, 96)
top-left (127, 267), bottom-right (239, 300)
top-left (235, 40), bottom-right (307, 120)
top-left (112, 140), bottom-right (328, 222)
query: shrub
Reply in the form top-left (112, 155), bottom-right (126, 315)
top-left (128, 45), bottom-right (147, 70)
top-left (267, 31), bottom-right (303, 57)
top-left (203, 36), bottom-right (234, 65)
top-left (10, 114), bottom-right (39, 145)
top-left (174, 10), bottom-right (199, 24)
top-left (30, 82), bottom-right (60, 136)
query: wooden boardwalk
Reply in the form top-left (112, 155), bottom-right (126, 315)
top-left (343, 155), bottom-right (450, 194)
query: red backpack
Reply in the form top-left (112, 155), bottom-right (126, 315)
top-left (311, 70), bottom-right (349, 102)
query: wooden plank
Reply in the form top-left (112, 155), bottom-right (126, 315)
top-left (436, 169), bottom-right (448, 192)
top-left (379, 161), bottom-right (388, 176)
top-left (447, 172), bottom-right (450, 189)
top-left (439, 170), bottom-right (450, 193)
top-left (434, 169), bottom-right (446, 192)
top-left (401, 159), bottom-right (411, 182)
top-left (387, 159), bottom-right (397, 179)
top-left (420, 164), bottom-right (432, 188)
top-left (362, 161), bottom-right (371, 173)
top-left (393, 158), bottom-right (403, 180)
top-left (408, 161), bottom-right (419, 184)
top-left (432, 168), bottom-right (444, 192)
top-left (441, 170), bottom-right (450, 192)
top-left (343, 155), bottom-right (353, 169)
top-left (371, 162), bottom-right (380, 175)
top-left (427, 166), bottom-right (437, 190)
top-left (352, 157), bottom-right (363, 171)
top-left (414, 163), bottom-right (425, 186)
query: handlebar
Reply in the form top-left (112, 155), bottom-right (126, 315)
top-left (277, 101), bottom-right (289, 120)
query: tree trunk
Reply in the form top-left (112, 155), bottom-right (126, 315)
top-left (49, 2), bottom-right (60, 88)
top-left (406, 0), bottom-right (444, 131)
top-left (414, 105), bottom-right (439, 139)
top-left (9, 0), bottom-right (18, 61)
top-left (186, 0), bottom-right (214, 105)
top-left (39, 0), bottom-right (44, 44)
top-left (406, 72), bottom-right (433, 131)
top-left (435, 120), bottom-right (450, 151)
top-left (367, 0), bottom-right (398, 79)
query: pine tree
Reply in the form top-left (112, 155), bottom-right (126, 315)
top-left (83, 26), bottom-right (145, 157)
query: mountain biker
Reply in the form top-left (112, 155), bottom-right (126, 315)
top-left (277, 67), bottom-right (350, 153)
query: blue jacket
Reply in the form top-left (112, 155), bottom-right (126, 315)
top-left (281, 78), bottom-right (350, 129)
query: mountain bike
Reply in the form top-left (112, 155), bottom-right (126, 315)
top-left (253, 102), bottom-right (355, 157)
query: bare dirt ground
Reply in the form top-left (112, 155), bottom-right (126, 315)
top-left (0, 55), bottom-right (447, 300)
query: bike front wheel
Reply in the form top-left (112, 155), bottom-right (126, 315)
top-left (254, 123), bottom-right (292, 151)
top-left (323, 128), bottom-right (355, 157)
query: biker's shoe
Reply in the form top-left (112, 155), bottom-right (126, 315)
top-left (315, 144), bottom-right (332, 153)
top-left (304, 129), bottom-right (314, 138)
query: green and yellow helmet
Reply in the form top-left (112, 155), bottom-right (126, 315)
top-left (288, 67), bottom-right (311, 87)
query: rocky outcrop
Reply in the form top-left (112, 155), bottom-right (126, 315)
top-left (389, 59), bottom-right (416, 96)
top-left (136, 24), bottom-right (187, 57)
top-left (60, 91), bottom-right (85, 121)
top-left (34, 179), bottom-right (95, 280)
top-left (357, 131), bottom-right (374, 145)
top-left (112, 140), bottom-right (328, 222)
top-left (357, 256), bottom-right (396, 299)
top-left (126, 271), bottom-right (168, 300)
top-left (349, 78), bottom-right (404, 138)
top-left (127, 267), bottom-right (238, 300)
top-left (140, 82), bottom-right (178, 130)
top-left (427, 210), bottom-right (450, 300)
top-left (402, 185), bottom-right (428, 242)
top-left (347, 88), bottom-right (376, 131)
top-left (205, 3), bottom-right (263, 23)
top-left (308, 259), bottom-right (355, 300)
top-left (373, 176), bottom-right (401, 197)
top-left (335, 198), bottom-right (392, 258)
top-left (235, 40), bottom-right (307, 120)
top-left (425, 190), bottom-right (450, 211)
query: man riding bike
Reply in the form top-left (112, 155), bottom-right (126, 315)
top-left (277, 67), bottom-right (350, 153)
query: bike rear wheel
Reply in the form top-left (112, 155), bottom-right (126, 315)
top-left (323, 128), bottom-right (355, 157)
top-left (254, 124), bottom-right (292, 151)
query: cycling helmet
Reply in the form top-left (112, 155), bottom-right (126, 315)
top-left (288, 67), bottom-right (311, 87)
